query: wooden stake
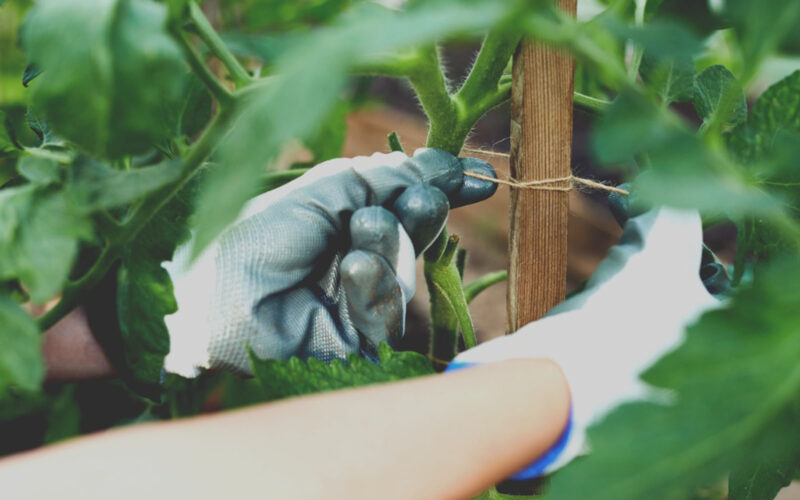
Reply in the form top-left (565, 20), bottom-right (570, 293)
top-left (508, 0), bottom-right (577, 332)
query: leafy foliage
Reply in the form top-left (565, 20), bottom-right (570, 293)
top-left (0, 185), bottom-right (90, 303)
top-left (0, 110), bottom-right (19, 157)
top-left (0, 297), bottom-right (42, 398)
top-left (726, 70), bottom-right (800, 164)
top-left (249, 343), bottom-right (434, 402)
top-left (22, 0), bottom-right (186, 158)
top-left (115, 182), bottom-right (193, 388)
top-left (730, 458), bottom-right (800, 500)
top-left (546, 257), bottom-right (800, 500)
top-left (693, 65), bottom-right (747, 129)
top-left (639, 51), bottom-right (695, 104)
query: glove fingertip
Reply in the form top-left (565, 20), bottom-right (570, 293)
top-left (450, 157), bottom-right (498, 208)
top-left (410, 148), bottom-right (462, 194)
top-left (392, 183), bottom-right (449, 255)
top-left (340, 250), bottom-right (405, 348)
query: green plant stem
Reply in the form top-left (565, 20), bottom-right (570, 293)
top-left (418, 31), bottom-right (523, 359)
top-left (574, 91), bottom-right (612, 112)
top-left (37, 109), bottom-right (235, 332)
top-left (408, 46), bottom-right (462, 154)
top-left (355, 49), bottom-right (423, 78)
top-left (627, 0), bottom-right (648, 80)
top-left (259, 168), bottom-right (309, 192)
top-left (188, 1), bottom-right (252, 88)
top-left (175, 29), bottom-right (234, 106)
top-left (456, 29), bottom-right (521, 113)
top-left (22, 147), bottom-right (73, 164)
top-left (424, 232), bottom-right (477, 364)
top-left (464, 270), bottom-right (508, 304)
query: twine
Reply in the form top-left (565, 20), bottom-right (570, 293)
top-left (427, 354), bottom-right (453, 368)
top-left (462, 147), bottom-right (629, 196)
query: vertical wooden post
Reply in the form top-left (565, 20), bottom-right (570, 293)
top-left (508, 0), bottom-right (577, 332)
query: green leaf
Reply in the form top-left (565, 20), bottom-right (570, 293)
top-left (726, 70), bottom-right (800, 165)
top-left (730, 458), bottom-right (800, 500)
top-left (593, 91), bottom-right (675, 164)
top-left (640, 53), bottom-right (696, 104)
top-left (304, 99), bottom-right (348, 163)
top-left (388, 131), bottom-right (405, 153)
top-left (17, 156), bottom-right (60, 185)
top-left (693, 65), bottom-right (747, 128)
top-left (0, 297), bottom-right (43, 398)
top-left (66, 158), bottom-right (182, 212)
top-left (0, 186), bottom-right (91, 303)
top-left (593, 91), bottom-right (778, 218)
top-left (220, 32), bottom-right (297, 66)
top-left (175, 75), bottom-right (212, 140)
top-left (26, 109), bottom-right (64, 150)
top-left (473, 487), bottom-right (537, 500)
top-left (22, 63), bottom-right (41, 87)
top-left (725, 71), bottom-right (800, 267)
top-left (191, 0), bottom-right (521, 256)
top-left (43, 385), bottom-right (81, 444)
top-left (645, 0), bottom-right (720, 37)
top-left (0, 110), bottom-right (20, 157)
top-left (115, 179), bottom-right (195, 388)
top-left (604, 19), bottom-right (703, 61)
top-left (22, 0), bottom-right (186, 158)
top-left (0, 117), bottom-right (18, 155)
top-left (249, 343), bottom-right (434, 402)
top-left (545, 257), bottom-right (800, 500)
top-left (236, 0), bottom-right (353, 31)
top-left (723, 0), bottom-right (800, 78)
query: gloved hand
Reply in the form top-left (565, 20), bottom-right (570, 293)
top-left (163, 148), bottom-right (497, 377)
top-left (448, 205), bottom-right (724, 479)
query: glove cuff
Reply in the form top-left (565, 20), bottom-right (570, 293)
top-left (162, 242), bottom-right (216, 377)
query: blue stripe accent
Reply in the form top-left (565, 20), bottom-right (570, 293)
top-left (445, 359), bottom-right (573, 480)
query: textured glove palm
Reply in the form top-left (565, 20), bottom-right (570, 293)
top-left (164, 149), bottom-right (496, 376)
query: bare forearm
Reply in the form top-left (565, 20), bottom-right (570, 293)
top-left (0, 359), bottom-right (569, 499)
top-left (42, 308), bottom-right (114, 381)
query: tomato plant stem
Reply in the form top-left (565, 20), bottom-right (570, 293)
top-left (417, 30), bottom-right (522, 359)
top-left (175, 29), bottom-right (234, 107)
top-left (188, 2), bottom-right (253, 89)
top-left (463, 270), bottom-right (508, 304)
top-left (574, 91), bottom-right (612, 112)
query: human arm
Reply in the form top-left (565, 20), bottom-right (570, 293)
top-left (1, 358), bottom-right (570, 500)
top-left (42, 307), bottom-right (113, 381)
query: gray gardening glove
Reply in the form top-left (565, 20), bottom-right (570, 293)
top-left (163, 149), bottom-right (497, 376)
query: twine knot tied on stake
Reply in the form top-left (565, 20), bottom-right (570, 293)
top-left (462, 147), bottom-right (629, 196)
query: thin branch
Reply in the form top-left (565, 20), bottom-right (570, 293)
top-left (37, 110), bottom-right (235, 331)
top-left (407, 45), bottom-right (462, 153)
top-left (188, 2), bottom-right (252, 88)
top-left (175, 29), bottom-right (234, 106)
top-left (627, 0), bottom-right (648, 80)
top-left (463, 270), bottom-right (508, 304)
top-left (574, 91), bottom-right (612, 112)
top-left (353, 50), bottom-right (423, 78)
top-left (456, 28), bottom-right (521, 110)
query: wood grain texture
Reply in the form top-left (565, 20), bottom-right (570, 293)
top-left (507, 0), bottom-right (577, 332)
